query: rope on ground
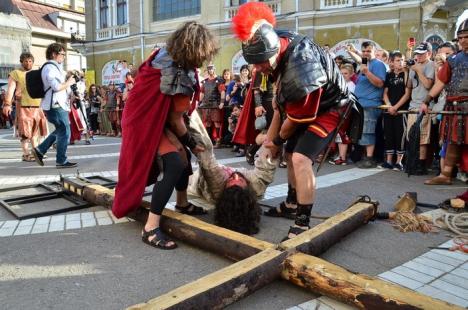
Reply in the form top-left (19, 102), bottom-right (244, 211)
top-left (433, 212), bottom-right (468, 237)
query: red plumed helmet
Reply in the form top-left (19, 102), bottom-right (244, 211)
top-left (232, 2), bottom-right (276, 41)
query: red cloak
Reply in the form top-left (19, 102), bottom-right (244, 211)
top-left (112, 50), bottom-right (171, 218)
top-left (232, 71), bottom-right (258, 145)
top-left (69, 105), bottom-right (84, 143)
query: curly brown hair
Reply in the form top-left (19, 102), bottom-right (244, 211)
top-left (166, 21), bottom-right (219, 69)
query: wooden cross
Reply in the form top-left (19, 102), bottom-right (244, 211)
top-left (62, 178), bottom-right (461, 309)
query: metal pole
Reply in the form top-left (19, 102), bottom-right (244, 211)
top-left (295, 0), bottom-right (299, 33)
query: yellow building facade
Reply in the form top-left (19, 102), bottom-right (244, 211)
top-left (79, 0), bottom-right (465, 85)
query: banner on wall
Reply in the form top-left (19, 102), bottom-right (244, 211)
top-left (85, 70), bottom-right (95, 90)
top-left (231, 50), bottom-right (248, 75)
top-left (331, 38), bottom-right (382, 59)
top-left (102, 60), bottom-right (124, 85)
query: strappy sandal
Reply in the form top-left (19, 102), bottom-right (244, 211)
top-left (175, 203), bottom-right (208, 215)
top-left (264, 201), bottom-right (297, 219)
top-left (22, 154), bottom-right (35, 162)
top-left (142, 227), bottom-right (177, 250)
top-left (281, 225), bottom-right (310, 242)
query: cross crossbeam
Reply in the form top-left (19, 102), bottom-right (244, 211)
top-left (61, 178), bottom-right (462, 310)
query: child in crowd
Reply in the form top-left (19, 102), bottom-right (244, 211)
top-left (381, 51), bottom-right (410, 171)
top-left (329, 64), bottom-right (355, 165)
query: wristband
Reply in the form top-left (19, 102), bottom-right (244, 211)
top-left (423, 95), bottom-right (433, 105)
top-left (179, 132), bottom-right (197, 150)
top-left (272, 136), bottom-right (286, 146)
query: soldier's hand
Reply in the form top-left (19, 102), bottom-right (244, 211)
top-left (263, 140), bottom-right (280, 158)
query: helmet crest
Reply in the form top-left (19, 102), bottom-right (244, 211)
top-left (232, 2), bottom-right (276, 42)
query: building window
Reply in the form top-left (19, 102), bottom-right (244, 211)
top-left (153, 0), bottom-right (200, 21)
top-left (100, 0), bottom-right (109, 28)
top-left (117, 0), bottom-right (128, 25)
top-left (230, 0), bottom-right (247, 6)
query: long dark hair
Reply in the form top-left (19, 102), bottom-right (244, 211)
top-left (214, 183), bottom-right (261, 235)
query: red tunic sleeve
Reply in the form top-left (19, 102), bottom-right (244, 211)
top-left (438, 61), bottom-right (451, 84)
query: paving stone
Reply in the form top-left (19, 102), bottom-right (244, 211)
top-left (18, 219), bottom-right (35, 227)
top-left (80, 212), bottom-right (95, 220)
top-left (430, 279), bottom-right (468, 300)
top-left (391, 265), bottom-right (434, 284)
top-left (402, 261), bottom-right (446, 278)
top-left (461, 262), bottom-right (468, 271)
top-left (0, 221), bottom-right (4, 228)
top-left (422, 251), bottom-right (463, 267)
top-left (0, 227), bottom-right (16, 237)
top-left (35, 216), bottom-right (51, 225)
top-left (286, 307), bottom-right (302, 310)
top-left (97, 217), bottom-right (113, 226)
top-left (50, 215), bottom-right (65, 223)
top-left (452, 266), bottom-right (468, 280)
top-left (31, 224), bottom-right (49, 234)
top-left (66, 220), bottom-right (82, 230)
top-left (82, 218), bottom-right (97, 228)
top-left (95, 210), bottom-right (110, 218)
top-left (440, 273), bottom-right (468, 290)
top-left (417, 285), bottom-right (468, 308)
top-left (13, 226), bottom-right (32, 236)
top-left (430, 248), bottom-right (468, 262)
top-left (413, 257), bottom-right (455, 272)
top-left (66, 213), bottom-right (81, 221)
top-left (2, 220), bottom-right (19, 228)
top-left (379, 271), bottom-right (423, 290)
top-left (110, 214), bottom-right (129, 224)
top-left (48, 223), bottom-right (64, 232)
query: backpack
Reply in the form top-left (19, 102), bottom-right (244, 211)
top-left (26, 62), bottom-right (60, 99)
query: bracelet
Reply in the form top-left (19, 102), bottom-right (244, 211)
top-left (272, 136), bottom-right (286, 146)
top-left (423, 95), bottom-right (433, 105)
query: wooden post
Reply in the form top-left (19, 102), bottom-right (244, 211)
top-left (282, 253), bottom-right (462, 310)
top-left (129, 249), bottom-right (287, 310)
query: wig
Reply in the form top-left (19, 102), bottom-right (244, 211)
top-left (231, 2), bottom-right (276, 41)
top-left (214, 184), bottom-right (261, 235)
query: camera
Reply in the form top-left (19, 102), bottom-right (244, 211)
top-left (406, 59), bottom-right (416, 66)
top-left (362, 58), bottom-right (368, 65)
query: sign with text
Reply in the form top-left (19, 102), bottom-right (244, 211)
top-left (231, 50), bottom-right (248, 75)
top-left (102, 60), bottom-right (123, 85)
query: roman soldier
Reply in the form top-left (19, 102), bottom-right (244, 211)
top-left (231, 2), bottom-right (359, 240)
top-left (423, 18), bottom-right (468, 185)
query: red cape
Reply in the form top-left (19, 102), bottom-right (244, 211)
top-left (69, 105), bottom-right (83, 143)
top-left (232, 71), bottom-right (258, 145)
top-left (112, 50), bottom-right (171, 218)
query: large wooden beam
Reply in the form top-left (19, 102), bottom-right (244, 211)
top-left (65, 178), bottom-right (459, 309)
top-left (279, 201), bottom-right (377, 255)
top-left (282, 253), bottom-right (462, 310)
top-left (128, 249), bottom-right (288, 310)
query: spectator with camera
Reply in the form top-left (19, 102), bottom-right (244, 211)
top-left (405, 42), bottom-right (435, 175)
top-left (349, 41), bottom-right (387, 168)
top-left (32, 43), bottom-right (78, 168)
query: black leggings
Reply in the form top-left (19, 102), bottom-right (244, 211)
top-left (150, 152), bottom-right (190, 215)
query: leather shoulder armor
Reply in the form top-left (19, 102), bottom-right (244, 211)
top-left (151, 48), bottom-right (197, 97)
top-left (276, 33), bottom-right (350, 111)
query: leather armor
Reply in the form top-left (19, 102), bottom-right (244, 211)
top-left (151, 48), bottom-right (197, 97)
top-left (275, 31), bottom-right (351, 112)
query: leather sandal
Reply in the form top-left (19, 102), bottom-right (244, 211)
top-left (424, 175), bottom-right (452, 185)
top-left (175, 203), bottom-right (207, 215)
top-left (22, 154), bottom-right (35, 162)
top-left (264, 201), bottom-right (297, 219)
top-left (142, 227), bottom-right (177, 250)
top-left (281, 225), bottom-right (310, 242)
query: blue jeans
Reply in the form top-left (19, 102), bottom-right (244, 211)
top-left (38, 107), bottom-right (70, 165)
